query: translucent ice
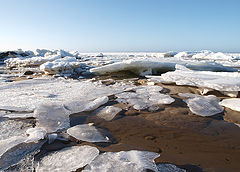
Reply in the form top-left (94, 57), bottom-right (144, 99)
top-left (157, 163), bottom-right (186, 172)
top-left (83, 150), bottom-right (160, 172)
top-left (25, 127), bottom-right (47, 143)
top-left (36, 146), bottom-right (99, 172)
top-left (93, 106), bottom-right (122, 121)
top-left (67, 124), bottom-right (109, 142)
top-left (179, 94), bottom-right (224, 117)
top-left (219, 98), bottom-right (240, 112)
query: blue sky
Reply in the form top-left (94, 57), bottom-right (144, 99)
top-left (0, 0), bottom-right (239, 52)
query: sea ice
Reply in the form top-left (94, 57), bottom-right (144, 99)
top-left (157, 163), bottom-right (186, 172)
top-left (34, 103), bottom-right (71, 133)
top-left (25, 127), bottom-right (47, 143)
top-left (83, 150), bottom-right (160, 172)
top-left (219, 98), bottom-right (240, 112)
top-left (179, 94), bottom-right (224, 116)
top-left (67, 124), bottom-right (109, 142)
top-left (36, 146), bottom-right (99, 172)
top-left (3, 112), bottom-right (35, 119)
top-left (147, 65), bottom-right (240, 92)
top-left (40, 56), bottom-right (82, 74)
top-left (115, 86), bottom-right (174, 111)
top-left (93, 106), bottom-right (122, 121)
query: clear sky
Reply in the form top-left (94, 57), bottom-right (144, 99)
top-left (0, 0), bottom-right (239, 52)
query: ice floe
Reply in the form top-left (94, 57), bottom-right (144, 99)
top-left (148, 65), bottom-right (240, 92)
top-left (25, 127), bottom-right (47, 143)
top-left (219, 98), bottom-right (240, 112)
top-left (36, 145), bottom-right (99, 172)
top-left (93, 106), bottom-right (122, 121)
top-left (179, 94), bottom-right (224, 116)
top-left (67, 124), bottom-right (109, 142)
top-left (83, 150), bottom-right (160, 172)
top-left (116, 85), bottom-right (175, 111)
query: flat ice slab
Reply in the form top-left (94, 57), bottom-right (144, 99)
top-left (36, 146), bottom-right (99, 172)
top-left (67, 124), bottom-right (109, 142)
top-left (148, 65), bottom-right (240, 92)
top-left (83, 150), bottom-right (160, 172)
top-left (93, 106), bottom-right (122, 121)
top-left (179, 94), bottom-right (224, 117)
top-left (157, 163), bottom-right (186, 172)
top-left (219, 98), bottom-right (240, 112)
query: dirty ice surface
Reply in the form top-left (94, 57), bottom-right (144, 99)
top-left (116, 85), bottom-right (175, 111)
top-left (83, 150), bottom-right (160, 172)
top-left (179, 93), bottom-right (224, 116)
top-left (219, 98), bottom-right (240, 112)
top-left (36, 146), bottom-right (99, 172)
top-left (67, 124), bottom-right (109, 142)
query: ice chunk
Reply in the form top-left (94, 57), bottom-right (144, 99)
top-left (219, 98), bottom-right (240, 112)
top-left (0, 140), bottom-right (45, 171)
top-left (181, 94), bottom-right (223, 117)
top-left (40, 56), bottom-right (82, 74)
top-left (67, 124), bottom-right (109, 142)
top-left (93, 106), bottom-right (122, 121)
top-left (115, 86), bottom-right (174, 111)
top-left (157, 163), bottom-right (186, 172)
top-left (34, 103), bottom-right (71, 133)
top-left (83, 150), bottom-right (160, 172)
top-left (36, 146), bottom-right (99, 172)
top-left (3, 112), bottom-right (35, 119)
top-left (148, 65), bottom-right (240, 92)
top-left (0, 136), bottom-right (26, 158)
top-left (25, 127), bottom-right (47, 143)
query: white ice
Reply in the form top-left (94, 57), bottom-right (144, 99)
top-left (36, 145), bottom-right (99, 172)
top-left (67, 124), bottom-right (109, 142)
top-left (147, 65), bottom-right (240, 92)
top-left (93, 106), bottom-right (122, 121)
top-left (83, 150), bottom-right (160, 172)
top-left (40, 56), bottom-right (82, 74)
top-left (25, 127), bottom-right (47, 143)
top-left (179, 94), bottom-right (224, 117)
top-left (219, 98), bottom-right (240, 112)
top-left (115, 85), bottom-right (174, 111)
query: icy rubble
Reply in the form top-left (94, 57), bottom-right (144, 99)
top-left (219, 98), bottom-right (240, 112)
top-left (36, 145), bottom-right (99, 172)
top-left (40, 56), bottom-right (82, 74)
top-left (67, 124), bottom-right (109, 142)
top-left (148, 65), bottom-right (240, 92)
top-left (83, 150), bottom-right (160, 172)
top-left (115, 85), bottom-right (175, 111)
top-left (93, 106), bottom-right (122, 121)
top-left (179, 93), bottom-right (224, 116)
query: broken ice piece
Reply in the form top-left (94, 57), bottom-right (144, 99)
top-left (93, 106), bottom-right (122, 121)
top-left (219, 98), bottom-right (240, 112)
top-left (157, 163), bottom-right (186, 172)
top-left (34, 104), bottom-right (71, 133)
top-left (36, 146), bottom-right (99, 172)
top-left (83, 150), bottom-right (160, 172)
top-left (182, 94), bottom-right (224, 117)
top-left (3, 112), bottom-right (35, 119)
top-left (25, 127), bottom-right (47, 143)
top-left (67, 124), bottom-right (109, 142)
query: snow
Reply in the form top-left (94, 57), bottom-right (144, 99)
top-left (148, 65), bottom-right (240, 92)
top-left (40, 56), bottom-right (82, 74)
top-left (83, 150), bottom-right (160, 172)
top-left (219, 98), bottom-right (240, 112)
top-left (157, 163), bottom-right (186, 172)
top-left (36, 146), bottom-right (99, 172)
top-left (93, 106), bottom-right (122, 121)
top-left (67, 124), bottom-right (109, 142)
top-left (115, 86), bottom-right (175, 111)
top-left (179, 94), bottom-right (224, 116)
